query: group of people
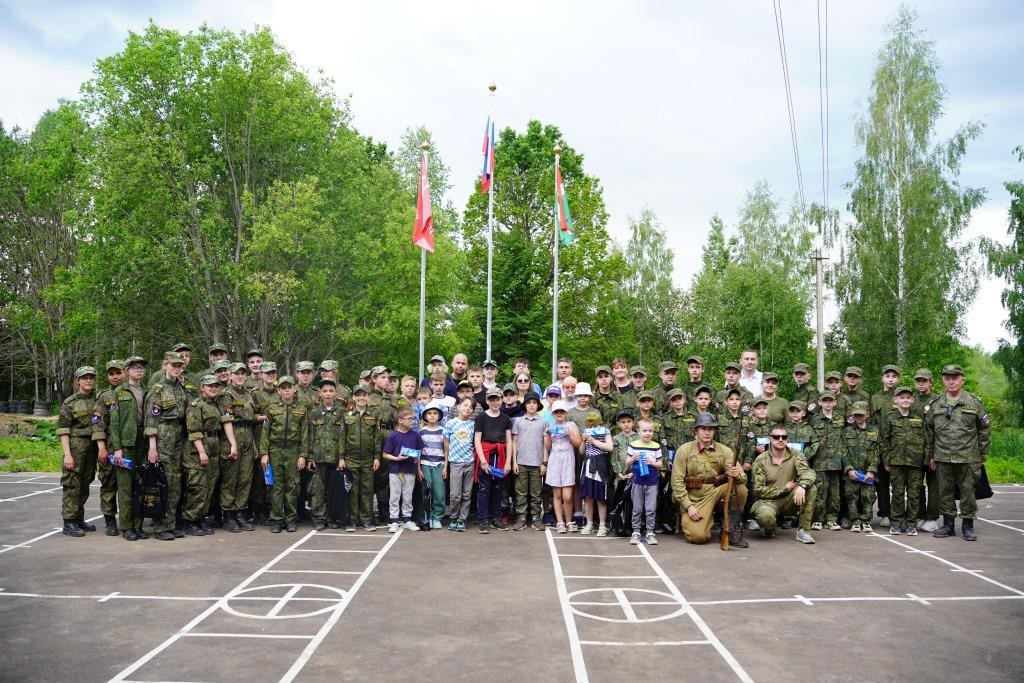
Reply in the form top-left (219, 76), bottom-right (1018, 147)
top-left (56, 345), bottom-right (991, 547)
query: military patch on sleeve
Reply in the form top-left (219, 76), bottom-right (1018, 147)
top-left (746, 431), bottom-right (755, 439)
top-left (982, 414), bottom-right (990, 425)
top-left (222, 408), bottom-right (233, 417)
top-left (91, 412), bottom-right (102, 424)
top-left (151, 405), bottom-right (162, 416)
top-left (107, 402), bottom-right (116, 413)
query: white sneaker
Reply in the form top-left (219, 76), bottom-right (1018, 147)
top-left (387, 523), bottom-right (399, 533)
top-left (596, 524), bottom-right (608, 537)
top-left (645, 533), bottom-right (658, 545)
top-left (878, 516), bottom-right (890, 527)
top-left (850, 523), bottom-right (861, 532)
top-left (402, 521), bottom-right (419, 531)
top-left (795, 529), bottom-right (815, 544)
top-left (430, 520), bottom-right (442, 530)
top-left (862, 522), bottom-right (873, 533)
top-left (629, 532), bottom-right (641, 545)
top-left (810, 521), bottom-right (823, 531)
top-left (920, 519), bottom-right (940, 532)
top-left (580, 523), bottom-right (593, 535)
top-left (746, 519), bottom-right (761, 531)
top-left (826, 521), bottom-right (842, 531)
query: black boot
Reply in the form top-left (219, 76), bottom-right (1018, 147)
top-left (77, 518), bottom-right (97, 532)
top-left (223, 512), bottom-right (241, 533)
top-left (236, 511), bottom-right (254, 532)
top-left (962, 518), bottom-right (977, 541)
top-left (729, 521), bottom-right (749, 548)
top-left (104, 515), bottom-right (119, 536)
top-left (933, 515), bottom-right (956, 538)
top-left (62, 520), bottom-right (85, 537)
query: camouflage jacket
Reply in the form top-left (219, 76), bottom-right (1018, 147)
top-left (925, 392), bottom-right (990, 464)
top-left (185, 396), bottom-right (231, 465)
top-left (791, 383), bottom-right (820, 413)
top-left (809, 413), bottom-right (846, 470)
top-left (786, 421), bottom-right (819, 466)
top-left (843, 423), bottom-right (879, 474)
top-left (742, 419), bottom-right (773, 466)
top-left (260, 397), bottom-right (308, 458)
top-left (661, 411), bottom-right (696, 453)
top-left (57, 390), bottom-right (98, 439)
top-left (870, 389), bottom-right (897, 430)
top-left (717, 411), bottom-right (750, 458)
top-left (882, 410), bottom-right (926, 467)
top-left (143, 379), bottom-right (188, 442)
top-left (106, 383), bottom-right (146, 453)
top-left (837, 388), bottom-right (871, 422)
top-left (308, 404), bottom-right (345, 462)
top-left (715, 383), bottom-right (754, 411)
top-left (593, 391), bottom-right (624, 428)
top-left (339, 408), bottom-right (381, 462)
top-left (91, 385), bottom-right (120, 444)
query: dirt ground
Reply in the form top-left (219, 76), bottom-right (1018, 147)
top-left (1, 473), bottom-right (1022, 682)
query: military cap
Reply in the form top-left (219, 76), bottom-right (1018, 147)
top-left (164, 352), bottom-right (185, 364)
top-left (788, 400), bottom-right (807, 411)
top-left (429, 354), bottom-right (445, 364)
top-left (75, 366), bottom-right (97, 378)
top-left (199, 374), bottom-right (219, 386)
top-left (370, 365), bottom-right (390, 376)
top-left (850, 401), bottom-right (869, 416)
top-left (210, 360), bottom-right (231, 372)
top-left (317, 377), bottom-right (338, 388)
top-left (595, 365), bottom-right (613, 376)
top-left (352, 384), bottom-right (369, 394)
top-left (228, 362), bottom-right (248, 374)
top-left (659, 361), bottom-right (679, 372)
top-left (320, 359), bottom-right (339, 372)
top-left (615, 408), bottom-right (635, 421)
top-left (666, 388), bottom-right (685, 400)
top-left (172, 342), bottom-right (191, 352)
top-left (358, 369), bottom-right (372, 381)
top-left (502, 382), bottom-right (517, 393)
top-left (637, 390), bottom-right (655, 401)
top-left (881, 364), bottom-right (901, 375)
top-left (914, 368), bottom-right (933, 381)
top-left (295, 361), bottom-right (315, 372)
top-left (894, 386), bottom-right (913, 396)
top-left (845, 366), bottom-right (863, 377)
top-left (458, 379), bottom-right (472, 389)
top-left (523, 391), bottom-right (542, 405)
top-left (124, 356), bottom-right (147, 368)
top-left (825, 371), bottom-right (843, 381)
top-left (941, 364), bottom-right (964, 376)
top-left (685, 355), bottom-right (705, 366)
top-left (724, 361), bottom-right (741, 372)
top-left (486, 387), bottom-right (502, 399)
top-left (751, 396), bottom-right (769, 407)
top-left (277, 375), bottom-right (296, 386)
top-left (793, 363), bottom-right (810, 374)
top-left (630, 365), bottom-right (648, 377)
top-left (260, 361), bottom-right (278, 373)
top-left (693, 412), bottom-right (717, 429)
top-left (818, 391), bottom-right (837, 402)
top-left (482, 359), bottom-right (498, 368)
top-left (105, 360), bottom-right (125, 372)
top-left (244, 348), bottom-right (264, 359)
top-left (724, 387), bottom-right (742, 399)
top-left (694, 383), bottom-right (714, 396)
top-left (762, 372), bottom-right (779, 382)
top-left (208, 342), bottom-right (228, 354)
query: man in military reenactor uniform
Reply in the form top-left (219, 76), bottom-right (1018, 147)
top-left (672, 413), bottom-right (748, 547)
top-left (809, 391), bottom-right (846, 531)
top-left (106, 356), bottom-right (148, 540)
top-left (751, 421), bottom-right (817, 543)
top-left (340, 385), bottom-right (381, 531)
top-left (758, 373), bottom-right (789, 424)
top-left (91, 360), bottom-right (125, 536)
top-left (222, 362), bottom-right (257, 532)
top-left (248, 361), bottom-right (278, 525)
top-left (650, 361), bottom-right (679, 415)
top-left (260, 375), bottom-right (308, 533)
top-left (592, 365), bottom-right (624, 428)
top-left (926, 364), bottom-right (991, 541)
top-left (870, 364), bottom-right (901, 526)
top-left (682, 355), bottom-right (706, 404)
top-left (791, 363), bottom-right (819, 415)
top-left (144, 352), bottom-right (190, 540)
top-left (57, 366), bottom-right (100, 537)
top-left (717, 362), bottom-right (754, 412)
top-left (182, 375), bottom-right (236, 536)
top-left (912, 368), bottom-right (942, 532)
top-left (307, 377), bottom-right (347, 530)
top-left (368, 365), bottom-right (397, 525)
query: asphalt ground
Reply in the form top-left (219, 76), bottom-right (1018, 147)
top-left (1, 472), bottom-right (1022, 682)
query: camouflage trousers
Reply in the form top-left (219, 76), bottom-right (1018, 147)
top-left (813, 469), bottom-right (843, 523)
top-left (889, 465), bottom-right (923, 528)
top-left (844, 479), bottom-right (876, 524)
top-left (751, 486), bottom-right (816, 533)
top-left (152, 435), bottom-right (183, 533)
top-left (97, 459), bottom-right (118, 517)
top-left (60, 436), bottom-right (97, 521)
top-left (348, 460), bottom-right (376, 527)
top-left (183, 455), bottom-right (220, 523)
top-left (220, 426), bottom-right (254, 511)
top-left (269, 445), bottom-right (301, 524)
top-left (937, 461), bottom-right (978, 520)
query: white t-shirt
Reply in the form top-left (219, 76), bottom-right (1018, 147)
top-left (739, 370), bottom-right (763, 396)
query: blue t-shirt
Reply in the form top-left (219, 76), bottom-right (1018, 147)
top-left (383, 429), bottom-right (423, 475)
top-left (419, 427), bottom-right (445, 467)
top-left (443, 418), bottom-right (475, 464)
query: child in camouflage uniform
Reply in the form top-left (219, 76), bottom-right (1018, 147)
top-left (843, 402), bottom-right (879, 532)
top-left (882, 387), bottom-right (926, 536)
top-left (810, 392), bottom-right (846, 530)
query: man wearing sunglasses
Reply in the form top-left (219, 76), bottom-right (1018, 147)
top-left (750, 424), bottom-right (817, 543)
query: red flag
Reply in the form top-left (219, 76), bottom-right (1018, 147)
top-left (413, 152), bottom-right (434, 252)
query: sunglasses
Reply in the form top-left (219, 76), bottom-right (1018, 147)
top-left (770, 434), bottom-right (789, 440)
top-left (516, 379), bottom-right (530, 382)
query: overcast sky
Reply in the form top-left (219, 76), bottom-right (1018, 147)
top-left (2, 0), bottom-right (1020, 352)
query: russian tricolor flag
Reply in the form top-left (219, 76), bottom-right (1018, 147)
top-left (480, 117), bottom-right (495, 193)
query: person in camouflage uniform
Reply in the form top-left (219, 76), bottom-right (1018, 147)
top-left (882, 387), bottom-right (926, 535)
top-left (319, 359), bottom-right (352, 406)
top-left (367, 365), bottom-right (397, 525)
top-left (295, 361), bottom-right (319, 408)
top-left (926, 364), bottom-right (991, 541)
top-left (149, 342), bottom-right (200, 397)
top-left (717, 362), bottom-right (754, 412)
top-left (837, 367), bottom-right (871, 423)
top-left (912, 368), bottom-right (942, 531)
top-left (221, 363), bottom-right (257, 532)
top-left (248, 361), bottom-right (277, 524)
top-left (649, 361), bottom-right (679, 416)
top-left (791, 363), bottom-right (819, 416)
top-left (620, 365), bottom-right (648, 412)
top-left (843, 402), bottom-right (879, 531)
top-left (824, 372), bottom-right (846, 420)
top-left (681, 355), bottom-right (706, 404)
top-left (742, 398), bottom-right (773, 528)
top-left (717, 388), bottom-right (750, 457)
top-left (57, 366), bottom-right (100, 537)
top-left (144, 352), bottom-right (190, 540)
top-left (340, 385), bottom-right (381, 530)
top-left (210, 359), bottom-right (232, 388)
top-left (758, 373), bottom-right (789, 424)
top-left (307, 378), bottom-right (346, 530)
top-left (785, 401), bottom-right (819, 462)
top-left (592, 365), bottom-right (624, 429)
top-left (870, 364), bottom-right (901, 525)
top-left (182, 375), bottom-right (235, 536)
top-left (260, 375), bottom-right (308, 533)
top-left (91, 360), bottom-right (125, 535)
top-left (106, 356), bottom-right (148, 540)
top-left (243, 349), bottom-right (264, 390)
top-left (809, 392), bottom-right (846, 530)
top-left (661, 389), bottom-right (695, 455)
top-left (750, 422), bottom-right (817, 543)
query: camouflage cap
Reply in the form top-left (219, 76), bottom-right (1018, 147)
top-left (352, 384), bottom-right (369, 394)
top-left (105, 359), bottom-right (125, 372)
top-left (850, 401), bottom-right (869, 416)
top-left (881, 364), bottom-right (901, 375)
top-left (124, 356), bottom-right (147, 368)
top-left (693, 412), bottom-right (717, 429)
top-left (845, 366), bottom-right (863, 377)
top-left (228, 362), bottom-right (249, 374)
top-left (685, 355), bottom-right (705, 366)
top-left (212, 360), bottom-right (233, 372)
top-left (208, 342), bottom-right (228, 354)
top-left (695, 383), bottom-right (714, 396)
top-left (762, 372), bottom-right (779, 382)
top-left (75, 366), bottom-right (97, 378)
top-left (659, 361), bottom-right (679, 372)
top-left (429, 354), bottom-right (445, 364)
top-left (277, 375), bottom-right (296, 386)
top-left (486, 387), bottom-right (502, 399)
top-left (825, 371), bottom-right (843, 381)
top-left (637, 390), bottom-right (655, 401)
top-left (295, 361), bottom-right (315, 372)
top-left (630, 365), bottom-right (648, 377)
top-left (724, 361), bottom-right (741, 372)
top-left (666, 388), bottom-right (685, 400)
top-left (172, 342), bottom-right (191, 352)
top-left (358, 369), bottom-right (372, 381)
top-left (320, 359), bottom-right (339, 372)
top-left (793, 363), bottom-right (810, 374)
top-left (751, 396), bottom-right (769, 407)
top-left (724, 387), bottom-right (743, 399)
top-left (164, 352), bottom-right (185, 365)
top-left (370, 365), bottom-right (390, 377)
top-left (818, 391), bottom-right (837, 402)
top-left (244, 348), bottom-right (264, 359)
top-left (199, 374), bottom-right (219, 386)
top-left (502, 382), bottom-right (517, 393)
top-left (941, 364), bottom-right (964, 376)
top-left (260, 361), bottom-right (278, 374)
top-left (914, 368), bottom-right (933, 381)
top-left (894, 386), bottom-right (913, 396)
top-left (788, 400), bottom-right (807, 412)
top-left (595, 365), bottom-right (613, 376)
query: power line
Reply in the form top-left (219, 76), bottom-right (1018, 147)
top-left (817, 0), bottom-right (827, 210)
top-left (772, 0), bottom-right (806, 208)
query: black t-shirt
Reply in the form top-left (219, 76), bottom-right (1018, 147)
top-left (475, 410), bottom-right (512, 443)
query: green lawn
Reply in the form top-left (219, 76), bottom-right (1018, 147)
top-left (986, 429), bottom-right (1024, 483)
top-left (0, 436), bottom-right (62, 472)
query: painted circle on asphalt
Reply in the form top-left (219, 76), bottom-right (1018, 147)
top-left (567, 587), bottom-right (687, 623)
top-left (222, 583), bottom-right (347, 620)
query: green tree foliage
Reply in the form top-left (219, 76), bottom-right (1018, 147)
top-left (826, 7), bottom-right (985, 376)
top-left (461, 120), bottom-right (632, 380)
top-left (981, 145), bottom-right (1024, 426)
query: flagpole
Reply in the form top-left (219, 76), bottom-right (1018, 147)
top-left (552, 144), bottom-right (561, 385)
top-left (485, 82), bottom-right (497, 361)
top-left (418, 142), bottom-right (429, 383)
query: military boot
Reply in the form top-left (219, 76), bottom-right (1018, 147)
top-left (729, 521), bottom-right (749, 548)
top-left (77, 518), bottom-right (97, 532)
top-left (933, 515), bottom-right (956, 538)
top-left (961, 518), bottom-right (977, 542)
top-left (104, 515), bottom-right (119, 536)
top-left (223, 512), bottom-right (241, 533)
top-left (236, 511), bottom-right (255, 532)
top-left (62, 520), bottom-right (85, 537)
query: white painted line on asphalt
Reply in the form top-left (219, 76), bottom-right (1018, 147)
top-left (793, 594), bottom-right (813, 605)
top-left (180, 632), bottom-right (313, 639)
top-left (293, 548), bottom-right (379, 553)
top-left (544, 529), bottom-right (588, 683)
top-left (559, 554), bottom-right (645, 559)
top-left (906, 593), bottom-right (930, 605)
top-left (312, 532), bottom-right (379, 537)
top-left (636, 543), bottom-right (754, 683)
top-left (613, 589), bottom-right (639, 622)
top-left (265, 584), bottom-right (303, 618)
top-left (870, 532), bottom-right (1024, 597)
top-left (989, 519), bottom-right (1024, 523)
top-left (264, 570), bottom-right (362, 575)
top-left (0, 514), bottom-right (104, 555)
top-left (0, 591), bottom-right (345, 603)
top-left (98, 591), bottom-right (119, 603)
top-left (563, 575), bottom-right (660, 580)
top-left (580, 640), bottom-right (711, 646)
top-left (976, 518), bottom-right (1024, 534)
top-left (688, 594), bottom-right (1024, 606)
top-left (0, 476), bottom-right (52, 483)
top-left (0, 486), bottom-right (61, 502)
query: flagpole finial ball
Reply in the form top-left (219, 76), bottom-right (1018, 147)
top-left (553, 144), bottom-right (562, 155)
top-left (488, 82), bottom-right (497, 92)
top-left (421, 142), bottom-right (430, 151)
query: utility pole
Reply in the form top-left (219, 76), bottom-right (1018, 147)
top-left (812, 248), bottom-right (829, 392)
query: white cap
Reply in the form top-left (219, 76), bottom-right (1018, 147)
top-left (550, 400), bottom-right (569, 413)
top-left (574, 382), bottom-right (593, 397)
top-left (423, 400), bottom-right (446, 415)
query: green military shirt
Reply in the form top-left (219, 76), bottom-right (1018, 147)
top-left (882, 410), bottom-right (926, 467)
top-left (681, 380), bottom-right (705, 404)
top-left (593, 391), bottom-right (624, 428)
top-left (185, 396), bottom-right (231, 466)
top-left (91, 385), bottom-right (120, 444)
top-left (143, 379), bottom-right (188, 440)
top-left (809, 413), bottom-right (846, 471)
top-left (762, 396), bottom-right (790, 425)
top-left (367, 390), bottom-right (397, 436)
top-left (911, 391), bottom-right (940, 419)
top-left (57, 390), bottom-right (98, 439)
top-left (107, 383), bottom-right (146, 453)
top-left (716, 411), bottom-right (750, 456)
top-left (259, 396), bottom-right (308, 458)
top-left (661, 411), bottom-right (696, 452)
top-left (296, 384), bottom-right (320, 409)
top-left (649, 383), bottom-right (675, 416)
top-left (791, 383), bottom-right (820, 413)
top-left (308, 403), bottom-right (345, 463)
top-left (148, 369), bottom-right (200, 397)
top-left (843, 423), bottom-right (879, 474)
top-left (226, 385), bottom-right (257, 429)
top-left (742, 419), bottom-right (773, 466)
top-left (787, 421), bottom-right (819, 465)
top-left (752, 447), bottom-right (816, 501)
top-left (837, 388), bottom-right (871, 423)
top-left (671, 440), bottom-right (737, 510)
top-left (925, 392), bottom-right (990, 464)
top-left (340, 408), bottom-right (381, 463)
top-left (611, 432), bottom-right (635, 479)
top-left (870, 389), bottom-right (897, 430)
top-left (715, 383), bottom-right (754, 411)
